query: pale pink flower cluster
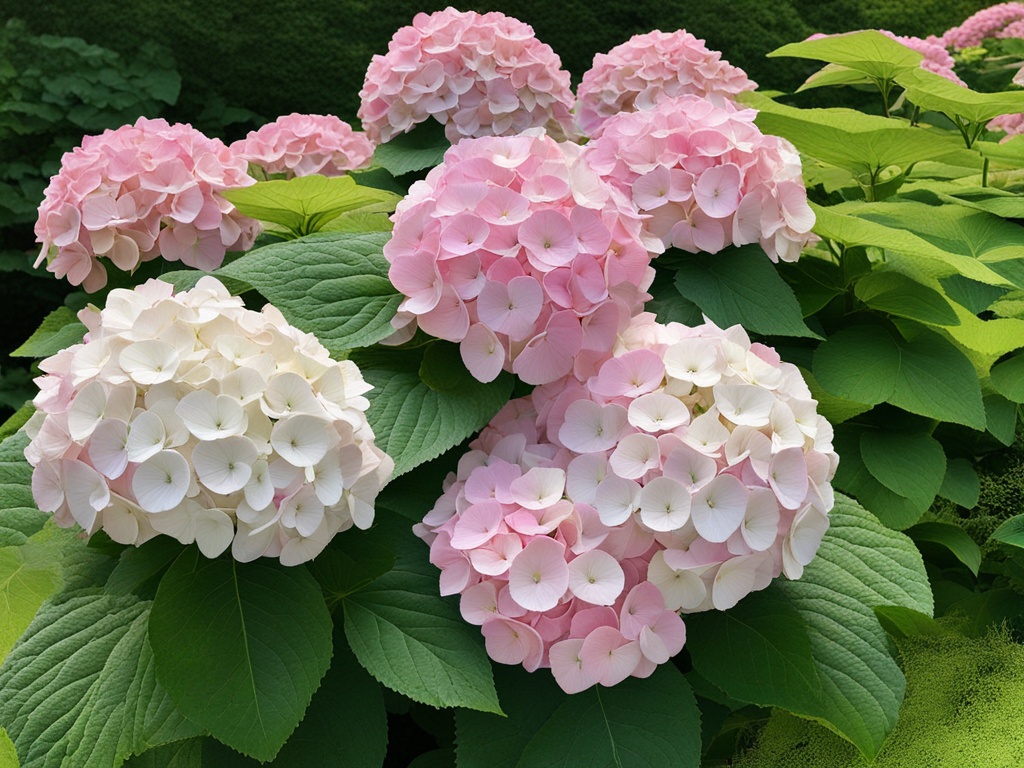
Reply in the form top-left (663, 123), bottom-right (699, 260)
top-left (583, 96), bottom-right (816, 263)
top-left (24, 277), bottom-right (393, 566)
top-left (231, 113), bottom-right (376, 178)
top-left (358, 7), bottom-right (576, 145)
top-left (417, 313), bottom-right (837, 692)
top-left (384, 131), bottom-right (656, 386)
top-left (34, 117), bottom-right (260, 293)
top-left (941, 2), bottom-right (1024, 48)
top-left (575, 30), bottom-right (757, 138)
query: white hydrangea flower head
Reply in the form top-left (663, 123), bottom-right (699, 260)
top-left (24, 276), bottom-right (393, 565)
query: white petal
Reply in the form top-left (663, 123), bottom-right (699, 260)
top-left (88, 419), bottom-right (129, 479)
top-left (690, 474), bottom-right (749, 543)
top-left (609, 433), bottom-right (661, 480)
top-left (638, 476), bottom-right (692, 533)
top-left (132, 450), bottom-right (190, 512)
top-left (192, 436), bottom-right (258, 494)
top-left (567, 549), bottom-right (625, 606)
top-left (558, 400), bottom-right (627, 453)
top-left (126, 411), bottom-right (167, 463)
top-left (271, 414), bottom-right (332, 467)
top-left (593, 474), bottom-right (641, 526)
top-left (627, 393), bottom-right (691, 433)
top-left (119, 339), bottom-right (180, 385)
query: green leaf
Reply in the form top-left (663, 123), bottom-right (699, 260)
top-left (221, 175), bottom-right (400, 237)
top-left (799, 367), bottom-right (873, 424)
top-left (938, 458), bottom-right (981, 508)
top-left (217, 232), bottom-right (402, 353)
top-left (0, 728), bottom-right (17, 768)
top-left (0, 591), bottom-right (200, 768)
top-left (872, 606), bottom-right (944, 639)
top-left (741, 92), bottom-right (964, 177)
top-left (854, 271), bottom-right (959, 326)
top-left (10, 306), bottom-right (85, 358)
top-left (267, 642), bottom-right (387, 768)
top-left (123, 740), bottom-right (201, 768)
top-left (105, 538), bottom-right (186, 598)
top-left (0, 537), bottom-right (62, 664)
top-left (355, 346), bottom-right (513, 477)
top-left (307, 527), bottom-right (395, 610)
top-left (373, 121), bottom-right (450, 176)
top-left (833, 427), bottom-right (926, 529)
top-left (685, 591), bottom-right (821, 713)
top-left (897, 68), bottom-right (1024, 125)
top-left (812, 325), bottom-right (986, 429)
top-left (673, 246), bottom-right (819, 338)
top-left (769, 30), bottom-right (923, 83)
top-left (149, 551), bottom-right (333, 762)
top-left (0, 433), bottom-right (46, 548)
top-left (859, 430), bottom-right (946, 509)
top-left (991, 353), bottom-right (1024, 403)
top-left (991, 514), bottom-right (1024, 551)
top-left (984, 393), bottom-right (1018, 446)
top-left (0, 404), bottom-right (35, 443)
top-left (905, 521), bottom-right (982, 575)
top-left (939, 274), bottom-right (1009, 314)
top-left (158, 270), bottom-right (251, 296)
top-left (457, 664), bottom-right (701, 768)
top-left (796, 63), bottom-right (875, 93)
top-left (342, 518), bottom-right (501, 714)
top-left (771, 494), bottom-right (933, 760)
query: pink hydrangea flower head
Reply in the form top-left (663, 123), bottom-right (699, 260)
top-left (231, 113), bottom-right (376, 178)
top-left (942, 2), bottom-right (1024, 48)
top-left (417, 313), bottom-right (837, 692)
top-left (358, 7), bottom-right (576, 144)
top-left (582, 95), bottom-right (816, 263)
top-left (23, 276), bottom-right (393, 566)
top-left (33, 118), bottom-right (260, 292)
top-left (384, 131), bottom-right (656, 386)
top-left (575, 29), bottom-right (757, 138)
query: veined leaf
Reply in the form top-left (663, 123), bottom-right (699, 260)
top-left (897, 67), bottom-right (1024, 125)
top-left (10, 306), bottom-right (85, 359)
top-left (342, 518), bottom-right (501, 714)
top-left (673, 245), bottom-right (819, 338)
top-left (769, 30), bottom-right (923, 83)
top-left (221, 175), bottom-right (400, 237)
top-left (456, 664), bottom-right (701, 768)
top-left (991, 352), bottom-right (1024, 403)
top-left (859, 430), bottom-right (946, 510)
top-left (0, 433), bottom-right (46, 548)
top-left (741, 92), bottom-right (963, 176)
top-left (0, 591), bottom-right (200, 768)
top-left (354, 344), bottom-right (513, 477)
top-left (938, 458), bottom-right (981, 508)
top-left (373, 120), bottom-right (450, 176)
top-left (149, 551), bottom-right (333, 762)
top-left (873, 606), bottom-right (944, 639)
top-left (217, 231), bottom-right (401, 353)
top-left (813, 324), bottom-right (986, 429)
top-left (854, 270), bottom-right (959, 325)
top-left (991, 515), bottom-right (1024, 550)
top-left (0, 534), bottom-right (63, 664)
top-left (906, 521), bottom-right (982, 575)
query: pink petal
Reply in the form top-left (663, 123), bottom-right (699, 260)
top-left (460, 323), bottom-right (506, 383)
top-left (508, 536), bottom-right (570, 612)
top-left (580, 626), bottom-right (642, 687)
top-left (481, 617), bottom-right (544, 671)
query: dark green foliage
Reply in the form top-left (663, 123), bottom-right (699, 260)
top-left (734, 628), bottom-right (1024, 767)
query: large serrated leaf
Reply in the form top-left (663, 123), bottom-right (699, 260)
top-left (456, 664), bottom-right (701, 768)
top-left (673, 245), bottom-right (820, 338)
top-left (0, 537), bottom-right (62, 664)
top-left (342, 518), bottom-right (501, 714)
top-left (354, 344), bottom-right (513, 477)
top-left (0, 591), bottom-right (200, 768)
top-left (216, 231), bottom-right (402, 353)
top-left (859, 430), bottom-right (946, 510)
top-left (0, 433), bottom-right (46, 548)
top-left (149, 551), bottom-right (333, 762)
top-left (774, 495), bottom-right (932, 760)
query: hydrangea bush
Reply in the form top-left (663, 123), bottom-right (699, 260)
top-left (1, 6), bottom-right (1023, 768)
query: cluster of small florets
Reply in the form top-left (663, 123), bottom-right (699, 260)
top-left (582, 96), bottom-right (816, 263)
top-left (941, 2), bottom-right (1024, 48)
top-left (24, 277), bottom-right (393, 566)
top-left (384, 131), bottom-right (656, 385)
top-left (34, 117), bottom-right (260, 292)
top-left (575, 29), bottom-right (757, 138)
top-left (231, 113), bottom-right (376, 178)
top-left (417, 313), bottom-right (837, 692)
top-left (357, 7), bottom-right (576, 145)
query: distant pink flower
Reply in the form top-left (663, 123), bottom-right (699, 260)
top-left (583, 95), bottom-right (817, 263)
top-left (942, 2), bottom-right (1024, 48)
top-left (385, 132), bottom-right (655, 385)
top-left (988, 111), bottom-right (1024, 139)
top-left (232, 113), bottom-right (375, 178)
top-left (34, 117), bottom-right (259, 292)
top-left (416, 313), bottom-right (838, 693)
top-left (358, 8), bottom-right (576, 144)
top-left (576, 29), bottom-right (756, 137)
